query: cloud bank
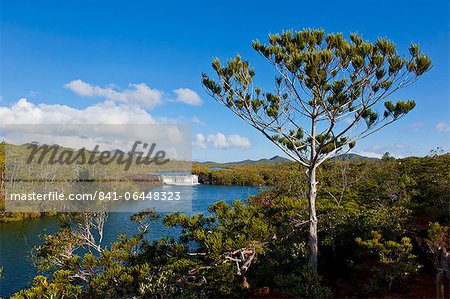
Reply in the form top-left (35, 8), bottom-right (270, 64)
top-left (65, 80), bottom-right (164, 109)
top-left (65, 79), bottom-right (202, 109)
top-left (194, 133), bottom-right (251, 149)
top-left (0, 98), bottom-right (156, 124)
top-left (173, 88), bottom-right (203, 106)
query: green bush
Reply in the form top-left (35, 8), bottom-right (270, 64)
top-left (274, 267), bottom-right (332, 298)
top-left (356, 231), bottom-right (422, 292)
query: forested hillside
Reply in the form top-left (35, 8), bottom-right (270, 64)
top-left (5, 153), bottom-right (449, 298)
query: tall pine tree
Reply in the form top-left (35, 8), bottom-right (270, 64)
top-left (202, 29), bottom-right (431, 274)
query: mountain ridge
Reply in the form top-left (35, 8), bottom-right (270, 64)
top-left (199, 153), bottom-right (378, 165)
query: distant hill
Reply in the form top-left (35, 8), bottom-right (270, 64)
top-left (332, 153), bottom-right (379, 161)
top-left (206, 155), bottom-right (292, 166)
top-left (199, 153), bottom-right (377, 165)
top-left (225, 155), bottom-right (292, 165)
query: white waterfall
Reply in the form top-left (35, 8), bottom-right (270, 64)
top-left (158, 174), bottom-right (199, 185)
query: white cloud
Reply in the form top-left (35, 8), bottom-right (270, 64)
top-left (65, 79), bottom-right (163, 110)
top-left (354, 143), bottom-right (412, 159)
top-left (207, 133), bottom-right (228, 149)
top-left (0, 98), bottom-right (194, 160)
top-left (193, 133), bottom-right (207, 149)
top-left (194, 132), bottom-right (251, 149)
top-left (0, 98), bottom-right (156, 125)
top-left (351, 151), bottom-right (382, 158)
top-left (173, 88), bottom-right (203, 106)
top-left (436, 121), bottom-right (450, 133)
top-left (193, 133), bottom-right (251, 149)
top-left (225, 134), bottom-right (251, 148)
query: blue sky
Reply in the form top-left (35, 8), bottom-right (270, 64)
top-left (1, 0), bottom-right (449, 162)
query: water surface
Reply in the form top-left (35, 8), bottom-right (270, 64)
top-left (0, 184), bottom-right (261, 297)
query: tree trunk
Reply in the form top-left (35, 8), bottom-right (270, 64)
top-left (436, 270), bottom-right (444, 299)
top-left (307, 166), bottom-right (318, 275)
top-left (436, 248), bottom-right (447, 299)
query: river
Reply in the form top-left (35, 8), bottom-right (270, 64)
top-left (0, 184), bottom-right (262, 297)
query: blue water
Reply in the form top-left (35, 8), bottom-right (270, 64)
top-left (208, 166), bottom-right (231, 171)
top-left (0, 185), bottom-right (262, 297)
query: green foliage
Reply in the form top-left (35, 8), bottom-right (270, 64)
top-left (381, 152), bottom-right (395, 161)
top-left (356, 231), bottom-right (422, 291)
top-left (423, 222), bottom-right (449, 268)
top-left (11, 273), bottom-right (82, 299)
top-left (0, 142), bottom-right (182, 223)
top-left (425, 222), bottom-right (449, 254)
top-left (273, 267), bottom-right (332, 298)
top-left (7, 154), bottom-right (450, 297)
top-left (0, 142), bottom-right (58, 222)
top-left (192, 162), bottom-right (291, 186)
